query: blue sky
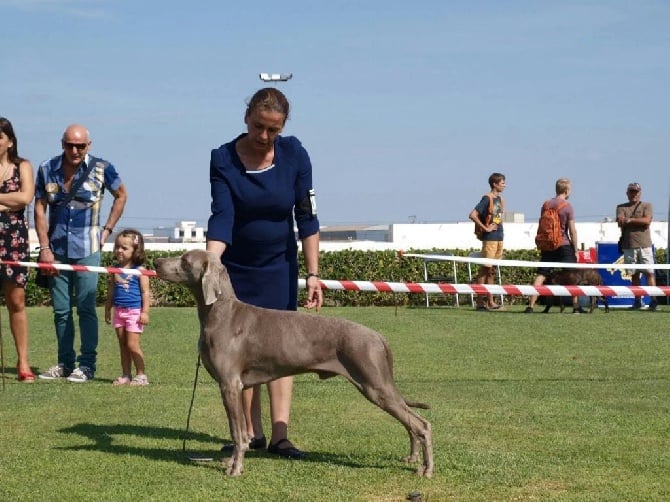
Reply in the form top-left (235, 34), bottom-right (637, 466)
top-left (2, 0), bottom-right (669, 232)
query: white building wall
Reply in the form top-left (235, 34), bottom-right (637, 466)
top-left (390, 221), bottom-right (667, 251)
top-left (91, 221), bottom-right (667, 253)
top-left (318, 221), bottom-right (668, 253)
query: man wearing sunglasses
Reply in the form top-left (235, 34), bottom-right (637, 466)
top-left (616, 182), bottom-right (658, 311)
top-left (35, 124), bottom-right (128, 382)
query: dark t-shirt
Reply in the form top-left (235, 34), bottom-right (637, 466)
top-left (474, 194), bottom-right (503, 241)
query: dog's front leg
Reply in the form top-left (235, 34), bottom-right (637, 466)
top-left (219, 379), bottom-right (247, 476)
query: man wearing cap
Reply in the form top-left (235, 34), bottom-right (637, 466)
top-left (616, 182), bottom-right (658, 311)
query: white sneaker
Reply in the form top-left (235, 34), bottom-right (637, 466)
top-left (38, 364), bottom-right (71, 380)
top-left (66, 366), bottom-right (94, 383)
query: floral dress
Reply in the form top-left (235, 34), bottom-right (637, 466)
top-left (0, 164), bottom-right (29, 287)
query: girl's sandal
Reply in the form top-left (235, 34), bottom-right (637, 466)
top-left (130, 375), bottom-right (149, 386)
top-left (112, 375), bottom-right (131, 386)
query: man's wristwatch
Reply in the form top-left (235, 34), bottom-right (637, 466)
top-left (306, 273), bottom-right (319, 281)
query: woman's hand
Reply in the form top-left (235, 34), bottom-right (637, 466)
top-left (304, 275), bottom-right (323, 311)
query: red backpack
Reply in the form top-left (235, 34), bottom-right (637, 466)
top-left (535, 200), bottom-right (569, 251)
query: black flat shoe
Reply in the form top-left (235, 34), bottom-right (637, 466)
top-left (267, 438), bottom-right (306, 460)
top-left (221, 435), bottom-right (267, 453)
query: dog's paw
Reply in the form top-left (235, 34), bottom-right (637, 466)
top-left (418, 464), bottom-right (434, 478)
top-left (403, 453), bottom-right (420, 464)
top-left (221, 455), bottom-right (245, 476)
top-left (225, 462), bottom-right (244, 477)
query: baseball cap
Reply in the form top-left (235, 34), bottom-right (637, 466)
top-left (627, 182), bottom-right (641, 192)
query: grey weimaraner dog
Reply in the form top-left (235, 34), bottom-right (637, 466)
top-left (155, 250), bottom-right (433, 477)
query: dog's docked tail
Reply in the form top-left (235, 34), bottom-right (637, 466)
top-left (405, 399), bottom-right (430, 410)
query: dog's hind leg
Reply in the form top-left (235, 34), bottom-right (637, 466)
top-left (340, 346), bottom-right (434, 476)
top-left (219, 379), bottom-right (248, 476)
top-left (385, 393), bottom-right (433, 477)
top-left (356, 382), bottom-right (433, 477)
top-left (324, 338), bottom-right (433, 476)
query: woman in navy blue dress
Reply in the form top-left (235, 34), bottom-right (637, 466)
top-left (206, 88), bottom-right (322, 459)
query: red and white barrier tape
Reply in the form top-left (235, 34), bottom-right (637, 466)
top-left (4, 259), bottom-right (668, 297)
top-left (1, 260), bottom-right (157, 277)
top-left (297, 279), bottom-right (670, 297)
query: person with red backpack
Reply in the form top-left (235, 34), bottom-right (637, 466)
top-left (526, 178), bottom-right (584, 314)
top-left (468, 172), bottom-right (506, 311)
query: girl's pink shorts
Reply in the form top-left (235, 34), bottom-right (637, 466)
top-left (113, 307), bottom-right (144, 333)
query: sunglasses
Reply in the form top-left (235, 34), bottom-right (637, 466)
top-left (63, 142), bottom-right (89, 151)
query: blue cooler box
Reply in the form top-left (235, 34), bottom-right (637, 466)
top-left (596, 241), bottom-right (649, 308)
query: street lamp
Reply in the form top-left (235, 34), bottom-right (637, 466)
top-left (259, 73), bottom-right (293, 82)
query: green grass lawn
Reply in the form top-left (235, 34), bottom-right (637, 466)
top-left (0, 305), bottom-right (668, 501)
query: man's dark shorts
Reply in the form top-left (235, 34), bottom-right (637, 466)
top-left (538, 245), bottom-right (576, 277)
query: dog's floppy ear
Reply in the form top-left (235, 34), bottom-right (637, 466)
top-left (202, 253), bottom-right (223, 305)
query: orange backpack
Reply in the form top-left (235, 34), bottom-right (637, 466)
top-left (474, 194), bottom-right (504, 240)
top-left (535, 200), bottom-right (569, 251)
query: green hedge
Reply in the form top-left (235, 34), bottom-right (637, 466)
top-left (21, 248), bottom-right (668, 308)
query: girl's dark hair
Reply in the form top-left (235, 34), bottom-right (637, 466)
top-left (117, 228), bottom-right (146, 266)
top-left (245, 87), bottom-right (290, 123)
top-left (0, 117), bottom-right (25, 165)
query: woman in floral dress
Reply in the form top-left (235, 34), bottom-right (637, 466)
top-left (0, 117), bottom-right (35, 382)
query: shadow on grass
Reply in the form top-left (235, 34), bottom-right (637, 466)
top-left (57, 423), bottom-right (218, 463)
top-left (56, 422), bottom-right (401, 472)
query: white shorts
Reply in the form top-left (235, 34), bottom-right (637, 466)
top-left (623, 247), bottom-right (655, 275)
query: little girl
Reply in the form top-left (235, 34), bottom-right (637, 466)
top-left (105, 229), bottom-right (151, 386)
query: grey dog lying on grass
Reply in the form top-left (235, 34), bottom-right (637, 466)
top-left (155, 250), bottom-right (434, 477)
